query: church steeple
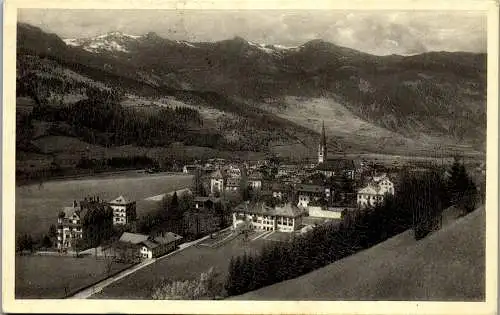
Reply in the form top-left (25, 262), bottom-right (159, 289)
top-left (318, 121), bottom-right (327, 164)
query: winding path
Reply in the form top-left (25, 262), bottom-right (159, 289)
top-left (67, 227), bottom-right (231, 299)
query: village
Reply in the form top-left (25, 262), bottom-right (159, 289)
top-left (15, 121), bottom-right (484, 300)
top-left (54, 123), bottom-right (397, 260)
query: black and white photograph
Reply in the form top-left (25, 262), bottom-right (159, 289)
top-left (3, 0), bottom-right (498, 313)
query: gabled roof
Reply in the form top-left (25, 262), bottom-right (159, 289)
top-left (210, 169), bottom-right (224, 179)
top-left (273, 203), bottom-right (305, 218)
top-left (140, 232), bottom-right (183, 249)
top-left (296, 184), bottom-right (325, 194)
top-left (119, 232), bottom-right (148, 244)
top-left (358, 184), bottom-right (381, 195)
top-left (248, 171), bottom-right (264, 180)
top-left (62, 206), bottom-right (80, 218)
top-left (234, 202), bottom-right (305, 218)
top-left (372, 173), bottom-right (391, 183)
top-left (155, 232), bottom-right (183, 244)
top-left (316, 159), bottom-right (356, 172)
top-left (194, 196), bottom-right (221, 203)
top-left (108, 195), bottom-right (134, 205)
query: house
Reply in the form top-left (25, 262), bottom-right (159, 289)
top-left (183, 164), bottom-right (200, 174)
top-left (316, 159), bottom-right (356, 179)
top-left (194, 196), bottom-right (221, 210)
top-left (210, 169), bottom-right (226, 194)
top-left (371, 174), bottom-right (395, 195)
top-left (270, 182), bottom-right (292, 200)
top-left (357, 174), bottom-right (395, 208)
top-left (295, 184), bottom-right (331, 208)
top-left (232, 201), bottom-right (305, 232)
top-left (139, 232), bottom-right (183, 259)
top-left (225, 178), bottom-right (241, 191)
top-left (56, 201), bottom-right (84, 251)
top-left (118, 232), bottom-right (183, 259)
top-left (224, 164), bottom-right (242, 178)
top-left (107, 195), bottom-right (137, 225)
top-left (248, 171), bottom-right (264, 189)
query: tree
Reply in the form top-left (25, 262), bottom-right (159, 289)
top-left (192, 169), bottom-right (206, 196)
top-left (48, 224), bottom-right (57, 238)
top-left (73, 238), bottom-right (85, 258)
top-left (41, 234), bottom-right (52, 249)
top-left (152, 267), bottom-right (224, 300)
top-left (16, 233), bottom-right (34, 254)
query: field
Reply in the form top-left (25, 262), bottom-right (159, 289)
top-left (15, 255), bottom-right (133, 299)
top-left (16, 172), bottom-right (193, 237)
top-left (234, 207), bottom-right (485, 301)
top-left (93, 233), bottom-right (266, 299)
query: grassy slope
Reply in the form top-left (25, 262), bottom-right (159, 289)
top-left (93, 234), bottom-right (265, 299)
top-left (261, 96), bottom-right (481, 156)
top-left (233, 207), bottom-right (485, 301)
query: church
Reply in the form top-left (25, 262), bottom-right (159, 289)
top-left (315, 121), bottom-right (356, 180)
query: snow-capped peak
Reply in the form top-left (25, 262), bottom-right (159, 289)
top-left (175, 40), bottom-right (198, 48)
top-left (63, 31), bottom-right (143, 53)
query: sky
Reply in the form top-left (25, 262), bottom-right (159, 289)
top-left (18, 9), bottom-right (487, 56)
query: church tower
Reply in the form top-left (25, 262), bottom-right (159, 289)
top-left (318, 121), bottom-right (327, 164)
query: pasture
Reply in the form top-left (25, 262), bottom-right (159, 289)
top-left (15, 255), bottom-right (132, 299)
top-left (93, 233), bottom-right (266, 299)
top-left (15, 172), bottom-right (193, 237)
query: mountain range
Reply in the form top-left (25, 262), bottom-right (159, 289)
top-left (16, 23), bottom-right (487, 171)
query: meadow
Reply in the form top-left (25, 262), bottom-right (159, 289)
top-left (15, 172), bottom-right (193, 237)
top-left (15, 255), bottom-right (133, 299)
top-left (93, 233), bottom-right (266, 299)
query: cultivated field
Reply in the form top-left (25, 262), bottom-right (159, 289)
top-left (15, 172), bottom-right (193, 237)
top-left (93, 233), bottom-right (266, 299)
top-left (15, 255), bottom-right (133, 299)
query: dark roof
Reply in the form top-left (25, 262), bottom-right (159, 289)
top-left (194, 196), bottom-right (220, 203)
top-left (119, 232), bottom-right (148, 244)
top-left (62, 206), bottom-right (80, 218)
top-left (234, 202), bottom-right (304, 218)
top-left (295, 184), bottom-right (325, 193)
top-left (271, 182), bottom-right (291, 192)
top-left (226, 178), bottom-right (240, 187)
top-left (316, 159), bottom-right (356, 172)
top-left (248, 171), bottom-right (264, 180)
top-left (108, 195), bottom-right (134, 205)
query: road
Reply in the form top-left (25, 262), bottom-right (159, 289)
top-left (67, 227), bottom-right (231, 299)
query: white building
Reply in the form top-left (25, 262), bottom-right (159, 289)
top-left (372, 174), bottom-right (395, 195)
top-left (295, 184), bottom-right (330, 208)
top-left (118, 232), bottom-right (183, 259)
top-left (107, 195), bottom-right (137, 225)
top-left (232, 202), bottom-right (305, 232)
top-left (248, 171), bottom-right (264, 189)
top-left (209, 169), bottom-right (225, 194)
top-left (357, 174), bottom-right (395, 208)
top-left (56, 202), bottom-right (83, 251)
